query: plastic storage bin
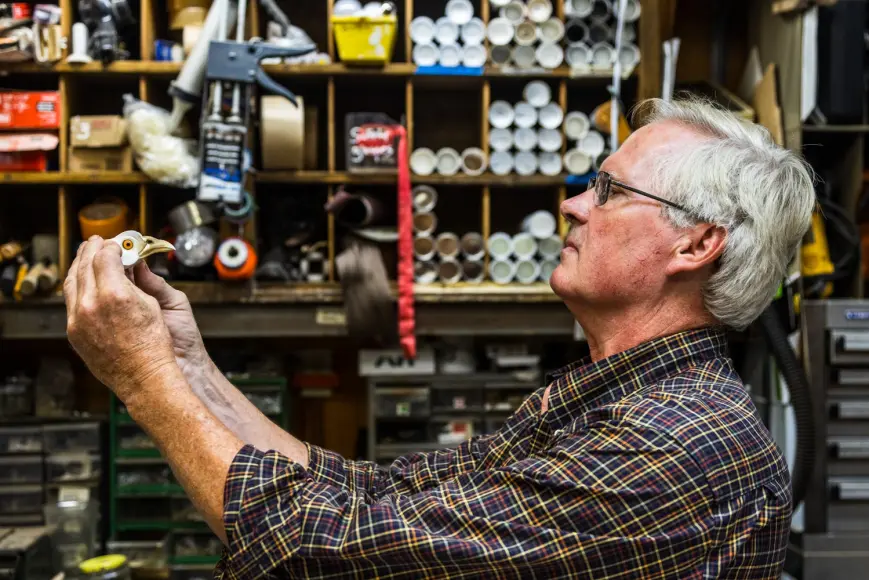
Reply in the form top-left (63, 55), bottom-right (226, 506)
top-left (0, 456), bottom-right (43, 484)
top-left (375, 387), bottom-right (430, 418)
top-left (43, 422), bottom-right (100, 453)
top-left (44, 500), bottom-right (100, 546)
top-left (332, 15), bottom-right (397, 65)
top-left (0, 484), bottom-right (44, 514)
top-left (47, 452), bottom-right (102, 483)
top-left (0, 426), bottom-right (43, 453)
top-left (106, 539), bottom-right (168, 570)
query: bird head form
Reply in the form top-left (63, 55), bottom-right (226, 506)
top-left (111, 230), bottom-right (176, 268)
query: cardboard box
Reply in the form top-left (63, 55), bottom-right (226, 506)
top-left (0, 133), bottom-right (58, 171)
top-left (70, 115), bottom-right (128, 148)
top-left (68, 147), bottom-right (133, 172)
top-left (0, 91), bottom-right (61, 130)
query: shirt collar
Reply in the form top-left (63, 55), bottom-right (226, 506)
top-left (545, 326), bottom-right (730, 427)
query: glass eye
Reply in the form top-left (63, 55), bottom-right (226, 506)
top-left (122, 239), bottom-right (134, 250)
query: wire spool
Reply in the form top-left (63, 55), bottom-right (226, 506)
top-left (260, 95), bottom-right (305, 170)
top-left (214, 237), bottom-right (257, 281)
top-left (222, 190), bottom-right (255, 224)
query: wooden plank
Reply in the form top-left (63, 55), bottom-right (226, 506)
top-left (638, 0), bottom-right (662, 100)
top-left (327, 78), bottom-right (336, 172)
top-left (139, 0), bottom-right (154, 61)
top-left (139, 78), bottom-right (149, 234)
top-left (405, 78), bottom-right (414, 152)
top-left (0, 172), bottom-right (147, 184)
top-left (4, 61), bottom-right (634, 80)
top-left (58, 188), bottom-right (70, 277)
top-left (326, 0), bottom-right (335, 61)
top-left (482, 186), bottom-right (491, 278)
top-left (404, 0), bottom-right (413, 65)
top-left (327, 186), bottom-right (336, 282)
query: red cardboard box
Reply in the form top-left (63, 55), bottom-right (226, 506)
top-left (0, 91), bottom-right (61, 130)
top-left (0, 133), bottom-right (58, 171)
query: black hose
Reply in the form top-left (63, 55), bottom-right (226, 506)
top-left (757, 305), bottom-right (814, 509)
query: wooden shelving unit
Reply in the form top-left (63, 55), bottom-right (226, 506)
top-left (4, 0), bottom-right (657, 305)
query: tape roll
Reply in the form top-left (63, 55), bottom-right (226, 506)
top-left (215, 238), bottom-right (258, 280)
top-left (260, 95), bottom-right (305, 170)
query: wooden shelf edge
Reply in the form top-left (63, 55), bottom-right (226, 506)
top-left (3, 60), bottom-right (632, 81)
top-left (3, 171), bottom-right (580, 186)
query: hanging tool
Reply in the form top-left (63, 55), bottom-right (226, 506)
top-left (194, 0), bottom-right (315, 204)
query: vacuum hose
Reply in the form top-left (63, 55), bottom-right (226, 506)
top-left (757, 305), bottom-right (814, 509)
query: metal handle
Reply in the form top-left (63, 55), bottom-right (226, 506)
top-left (255, 67), bottom-right (298, 106)
top-left (833, 480), bottom-right (869, 501)
top-left (835, 401), bottom-right (869, 420)
top-left (836, 331), bottom-right (869, 352)
top-left (832, 439), bottom-right (869, 459)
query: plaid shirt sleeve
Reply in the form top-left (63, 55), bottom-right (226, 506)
top-left (302, 387), bottom-right (548, 499)
top-left (213, 416), bottom-right (722, 579)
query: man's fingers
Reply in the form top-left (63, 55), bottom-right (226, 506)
top-left (92, 241), bottom-right (129, 294)
top-left (64, 252), bottom-right (80, 313)
top-left (76, 236), bottom-right (103, 304)
top-left (133, 261), bottom-right (187, 309)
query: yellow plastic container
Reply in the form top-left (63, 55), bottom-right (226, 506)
top-left (332, 15), bottom-right (397, 65)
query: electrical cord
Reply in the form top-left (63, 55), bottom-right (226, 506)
top-left (757, 305), bottom-right (813, 510)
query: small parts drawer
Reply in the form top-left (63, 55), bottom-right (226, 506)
top-left (46, 453), bottom-right (101, 483)
top-left (0, 456), bottom-right (43, 484)
top-left (375, 387), bottom-right (430, 418)
top-left (0, 485), bottom-right (44, 515)
top-left (830, 330), bottom-right (869, 365)
top-left (0, 426), bottom-right (43, 453)
top-left (43, 423), bottom-right (100, 453)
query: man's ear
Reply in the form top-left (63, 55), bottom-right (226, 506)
top-left (665, 223), bottom-right (727, 276)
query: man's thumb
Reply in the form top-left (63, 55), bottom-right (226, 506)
top-left (133, 262), bottom-right (184, 308)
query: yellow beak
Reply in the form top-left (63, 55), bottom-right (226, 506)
top-left (139, 236), bottom-right (176, 259)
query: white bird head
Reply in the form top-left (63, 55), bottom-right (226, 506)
top-left (111, 230), bottom-right (176, 268)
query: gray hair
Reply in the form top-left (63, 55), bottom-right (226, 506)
top-left (633, 97), bottom-right (815, 330)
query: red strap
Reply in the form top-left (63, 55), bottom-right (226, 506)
top-left (395, 126), bottom-right (416, 359)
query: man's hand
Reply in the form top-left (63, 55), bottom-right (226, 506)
top-left (64, 237), bottom-right (178, 404)
top-left (130, 261), bottom-right (213, 380)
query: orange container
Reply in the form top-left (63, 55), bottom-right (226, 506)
top-left (78, 198), bottom-right (130, 240)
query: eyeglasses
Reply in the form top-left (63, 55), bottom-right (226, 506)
top-left (589, 171), bottom-right (689, 213)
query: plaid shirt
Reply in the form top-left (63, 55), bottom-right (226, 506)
top-left (214, 327), bottom-right (791, 579)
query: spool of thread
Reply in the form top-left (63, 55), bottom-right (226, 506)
top-left (436, 232), bottom-right (460, 259)
top-left (489, 259), bottom-right (516, 284)
top-left (412, 185), bottom-right (438, 213)
top-left (260, 95), bottom-right (305, 170)
top-left (414, 235), bottom-right (436, 260)
top-left (415, 260), bottom-right (438, 284)
top-left (487, 232), bottom-right (513, 260)
top-left (413, 212), bottom-right (437, 235)
top-left (462, 259), bottom-right (485, 283)
top-left (438, 257), bottom-right (463, 284)
top-left (461, 232), bottom-right (485, 260)
top-left (214, 238), bottom-right (257, 281)
top-left (512, 232), bottom-right (538, 260)
top-left (515, 259), bottom-right (542, 284)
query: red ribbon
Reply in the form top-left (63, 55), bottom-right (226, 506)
top-left (394, 125), bottom-right (416, 359)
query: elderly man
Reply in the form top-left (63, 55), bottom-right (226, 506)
top-left (65, 98), bottom-right (814, 579)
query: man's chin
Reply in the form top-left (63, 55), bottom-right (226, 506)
top-left (548, 264), bottom-right (569, 297)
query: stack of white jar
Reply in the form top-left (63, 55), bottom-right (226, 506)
top-left (409, 0), bottom-right (488, 68)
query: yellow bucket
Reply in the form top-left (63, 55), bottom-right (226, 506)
top-left (332, 15), bottom-right (397, 65)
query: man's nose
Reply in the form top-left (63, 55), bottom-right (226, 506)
top-left (560, 190), bottom-right (591, 226)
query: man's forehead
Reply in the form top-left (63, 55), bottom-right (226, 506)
top-left (603, 121), bottom-right (702, 180)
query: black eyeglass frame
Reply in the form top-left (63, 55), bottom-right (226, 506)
top-left (590, 171), bottom-right (690, 213)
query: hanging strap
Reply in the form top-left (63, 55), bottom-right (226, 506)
top-left (395, 125), bottom-right (416, 359)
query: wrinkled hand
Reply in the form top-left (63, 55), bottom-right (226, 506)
top-left (129, 261), bottom-right (214, 382)
top-left (64, 237), bottom-right (177, 403)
